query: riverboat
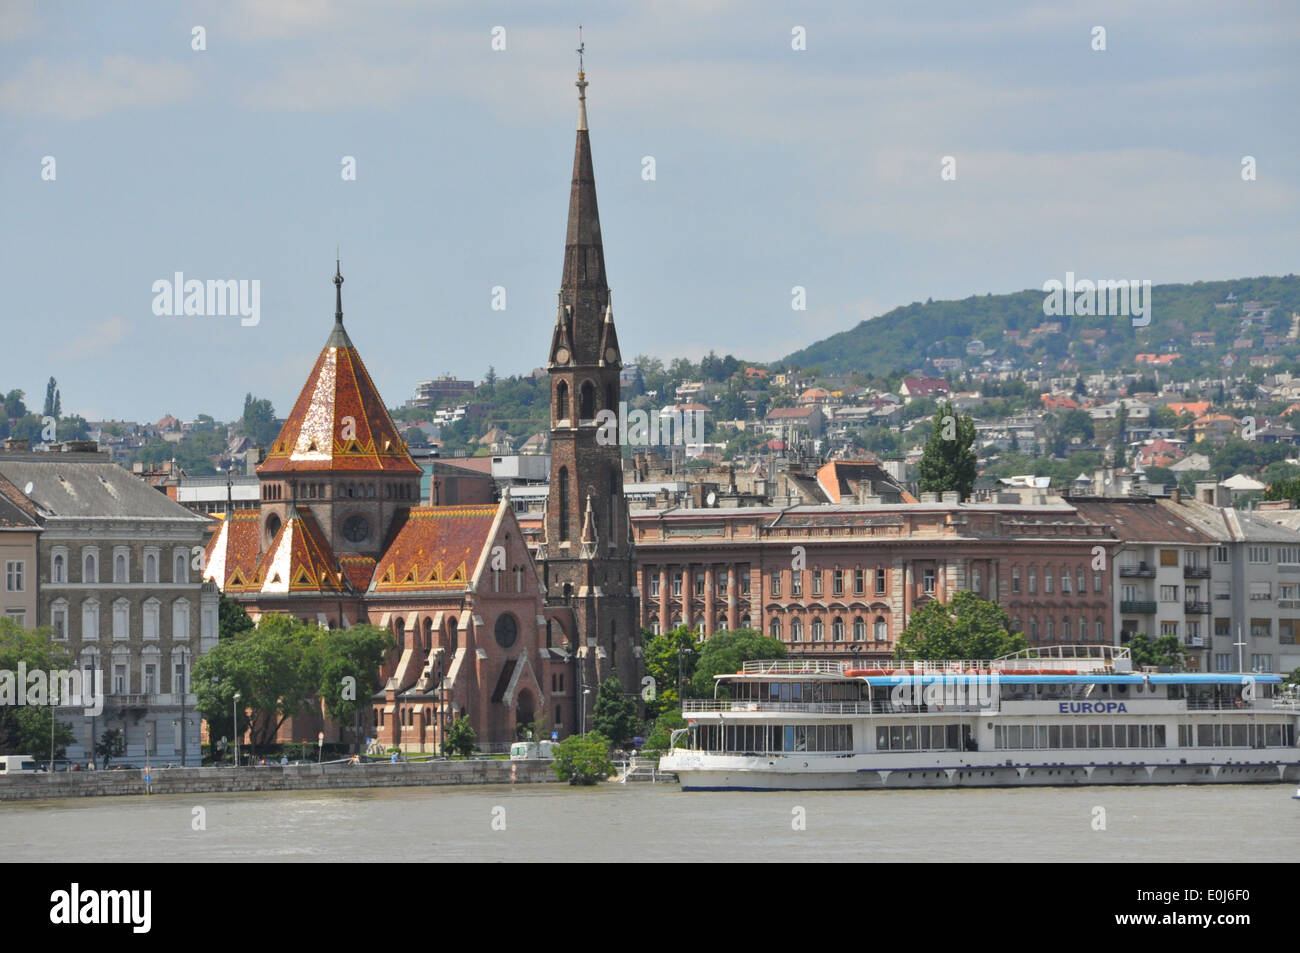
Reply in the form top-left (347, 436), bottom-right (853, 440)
top-left (659, 646), bottom-right (1300, 791)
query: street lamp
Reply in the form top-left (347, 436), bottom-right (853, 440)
top-left (232, 692), bottom-right (241, 767)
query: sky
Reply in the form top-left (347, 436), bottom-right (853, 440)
top-left (1, 0), bottom-right (1297, 422)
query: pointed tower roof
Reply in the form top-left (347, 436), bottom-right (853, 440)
top-left (259, 263), bottom-right (420, 475)
top-left (258, 506), bottom-right (347, 594)
top-left (560, 53), bottom-right (607, 296)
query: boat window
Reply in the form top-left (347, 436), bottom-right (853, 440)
top-left (1100, 725), bottom-right (1113, 747)
top-left (1037, 725), bottom-right (1049, 749)
top-left (1049, 725), bottom-right (1060, 748)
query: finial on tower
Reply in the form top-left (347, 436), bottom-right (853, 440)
top-left (334, 255), bottom-right (344, 326)
top-left (575, 26), bottom-right (588, 132)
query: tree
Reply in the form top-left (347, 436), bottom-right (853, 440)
top-left (315, 624), bottom-right (393, 752)
top-left (917, 401), bottom-right (977, 500)
top-left (484, 366), bottom-right (497, 390)
top-left (192, 614), bottom-right (320, 751)
top-left (43, 377), bottom-right (60, 418)
top-left (551, 731), bottom-right (614, 785)
top-left (444, 716), bottom-right (477, 758)
top-left (1126, 632), bottom-right (1185, 669)
top-left (644, 709), bottom-right (686, 753)
top-left (896, 590), bottom-right (1027, 661)
top-left (1265, 477), bottom-right (1300, 504)
top-left (95, 728), bottom-right (126, 769)
top-left (592, 677), bottom-right (640, 745)
top-left (641, 625), bottom-right (697, 718)
top-left (217, 594), bottom-right (254, 639)
top-left (691, 628), bottom-right (786, 697)
top-left (241, 393), bottom-right (278, 447)
top-left (0, 619), bottom-right (76, 758)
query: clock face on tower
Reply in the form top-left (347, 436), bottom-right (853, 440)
top-left (342, 514), bottom-right (370, 544)
top-left (554, 347), bottom-right (570, 364)
top-left (605, 347), bottom-right (618, 363)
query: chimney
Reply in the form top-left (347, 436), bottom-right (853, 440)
top-left (941, 491), bottom-right (960, 504)
top-left (1170, 486), bottom-right (1181, 503)
top-left (2, 438), bottom-right (29, 452)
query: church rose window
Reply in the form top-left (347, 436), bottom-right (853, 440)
top-left (495, 613), bottom-right (518, 649)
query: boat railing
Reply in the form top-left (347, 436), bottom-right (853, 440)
top-left (1185, 697), bottom-right (1257, 711)
top-left (680, 699), bottom-right (989, 715)
top-left (740, 659), bottom-right (846, 676)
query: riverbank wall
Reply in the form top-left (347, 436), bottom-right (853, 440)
top-left (0, 759), bottom-right (560, 801)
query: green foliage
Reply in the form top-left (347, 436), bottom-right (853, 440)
top-left (691, 628), bottom-right (786, 697)
top-left (896, 590), bottom-right (1027, 661)
top-left (445, 716), bottom-right (477, 758)
top-left (242, 393), bottom-right (278, 447)
top-left (0, 619), bottom-right (75, 756)
top-left (551, 731), bottom-right (614, 785)
top-left (1264, 477), bottom-right (1300, 504)
top-left (641, 626), bottom-right (697, 717)
top-left (591, 677), bottom-right (640, 745)
top-left (316, 624), bottom-right (395, 729)
top-left (95, 728), bottom-right (126, 768)
top-left (918, 401), bottom-right (977, 500)
top-left (644, 709), bottom-right (687, 752)
top-left (218, 594), bottom-right (254, 639)
top-left (1126, 632), bottom-right (1185, 669)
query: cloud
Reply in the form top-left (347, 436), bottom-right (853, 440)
top-left (63, 316), bottom-right (128, 361)
top-left (0, 56), bottom-right (198, 119)
top-left (0, 0), bottom-right (40, 44)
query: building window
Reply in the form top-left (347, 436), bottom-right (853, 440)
top-left (82, 599), bottom-right (100, 642)
top-left (1045, 618), bottom-right (1054, 641)
top-left (853, 618), bottom-right (866, 641)
top-left (923, 568), bottom-right (936, 594)
top-left (694, 573), bottom-right (706, 597)
top-left (144, 552), bottom-right (159, 584)
top-left (1077, 569), bottom-right (1085, 594)
top-left (1062, 618), bottom-right (1071, 641)
top-left (790, 618), bottom-right (803, 642)
top-left (971, 568), bottom-right (982, 595)
top-left (717, 571), bottom-right (728, 596)
top-left (113, 664), bottom-right (127, 694)
top-left (52, 552), bottom-right (66, 584)
top-left (791, 573), bottom-right (803, 597)
top-left (695, 616), bottom-right (706, 636)
top-left (1248, 547), bottom-right (1270, 564)
top-left (174, 552), bottom-right (188, 584)
top-left (1061, 572), bottom-right (1071, 594)
top-left (811, 618), bottom-right (824, 642)
top-left (1213, 546), bottom-right (1229, 563)
top-left (875, 568), bottom-right (886, 595)
top-left (1030, 617), bottom-right (1038, 640)
top-left (1214, 653), bottom-right (1232, 672)
top-left (114, 552), bottom-right (128, 584)
top-left (649, 574), bottom-right (660, 597)
top-left (143, 599), bottom-right (160, 640)
top-left (113, 600), bottom-right (129, 640)
top-left (1250, 618), bottom-right (1270, 640)
top-left (558, 468), bottom-right (570, 542)
top-left (769, 617), bottom-right (781, 639)
top-left (832, 570), bottom-right (844, 596)
top-left (1096, 618), bottom-right (1104, 642)
top-left (1044, 572), bottom-right (1053, 594)
top-left (832, 618), bottom-right (844, 642)
top-left (1279, 620), bottom-right (1297, 645)
top-left (84, 551), bottom-right (99, 584)
top-left (1250, 654), bottom-right (1273, 673)
top-left (739, 573), bottom-right (750, 596)
top-left (4, 561), bottom-right (23, 592)
top-left (1079, 616), bottom-right (1087, 643)
top-left (1028, 571), bottom-right (1037, 595)
top-left (1248, 582), bottom-right (1272, 601)
top-left (811, 571), bottom-right (823, 597)
top-left (769, 571), bottom-right (781, 598)
top-left (873, 617), bottom-right (887, 641)
top-left (1160, 585), bottom-right (1179, 602)
top-left (1161, 621), bottom-right (1179, 639)
top-left (1012, 567), bottom-right (1021, 594)
top-left (172, 599), bottom-right (190, 640)
top-left (854, 569), bottom-right (865, 595)
top-left (144, 664), bottom-right (157, 695)
top-left (515, 566), bottom-right (524, 593)
top-left (52, 601), bottom-right (68, 640)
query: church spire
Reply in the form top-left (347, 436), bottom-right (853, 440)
top-left (576, 27), bottom-right (588, 132)
top-left (327, 257), bottom-right (352, 348)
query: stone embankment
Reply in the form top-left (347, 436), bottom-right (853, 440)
top-left (0, 759), bottom-right (558, 801)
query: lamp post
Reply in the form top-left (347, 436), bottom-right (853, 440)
top-left (50, 683), bottom-right (57, 769)
top-left (436, 659), bottom-right (445, 759)
top-left (676, 641), bottom-right (696, 702)
top-left (232, 692), bottom-right (241, 767)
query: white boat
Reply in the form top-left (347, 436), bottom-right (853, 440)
top-left (659, 646), bottom-right (1300, 791)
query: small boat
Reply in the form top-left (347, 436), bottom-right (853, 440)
top-left (1293, 786), bottom-right (1300, 800)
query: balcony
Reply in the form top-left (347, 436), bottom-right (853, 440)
top-left (1184, 600), bottom-right (1211, 615)
top-left (1183, 565), bottom-right (1211, 579)
top-left (1120, 600), bottom-right (1157, 614)
top-left (1184, 636), bottom-right (1207, 648)
top-left (1119, 564), bottom-right (1157, 578)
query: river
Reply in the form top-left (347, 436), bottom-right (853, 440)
top-left (1, 782), bottom-right (1295, 862)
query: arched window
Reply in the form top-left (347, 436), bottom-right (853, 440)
top-left (113, 600), bottom-right (129, 640)
top-left (580, 380), bottom-right (595, 420)
top-left (172, 599), bottom-right (190, 640)
top-left (83, 551), bottom-right (98, 584)
top-left (832, 618), bottom-right (845, 642)
top-left (854, 618), bottom-right (866, 641)
top-left (266, 513), bottom-right (281, 541)
top-left (82, 599), bottom-right (100, 641)
top-left (769, 617), bottom-right (782, 639)
top-left (143, 599), bottom-right (160, 640)
top-left (1030, 617), bottom-right (1039, 640)
top-left (811, 618), bottom-right (824, 642)
top-left (53, 553), bottom-right (66, 584)
top-left (1096, 617), bottom-right (1105, 642)
top-left (873, 616), bottom-right (888, 641)
top-left (790, 618), bottom-right (803, 642)
top-left (394, 618), bottom-right (406, 650)
top-left (1045, 618), bottom-right (1054, 641)
top-left (174, 552), bottom-right (187, 584)
top-left (1080, 616), bottom-right (1087, 643)
top-left (1062, 618), bottom-right (1071, 641)
top-left (558, 468), bottom-right (570, 541)
top-left (144, 553), bottom-right (158, 584)
top-left (650, 620), bottom-right (661, 636)
top-left (556, 380), bottom-right (569, 421)
top-left (695, 616), bottom-right (706, 636)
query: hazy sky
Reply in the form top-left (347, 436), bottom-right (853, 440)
top-left (1, 0), bottom-right (1297, 422)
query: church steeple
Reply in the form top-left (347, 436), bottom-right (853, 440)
top-left (327, 257), bottom-right (352, 348)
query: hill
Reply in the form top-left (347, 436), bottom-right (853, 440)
top-left (782, 275), bottom-right (1300, 379)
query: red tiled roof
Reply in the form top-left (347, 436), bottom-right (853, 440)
top-left (258, 330), bottom-right (419, 475)
top-left (370, 504), bottom-right (498, 593)
top-left (204, 509), bottom-right (264, 592)
top-left (260, 508), bottom-right (346, 594)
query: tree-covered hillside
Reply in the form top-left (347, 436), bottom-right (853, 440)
top-left (782, 276), bottom-right (1300, 378)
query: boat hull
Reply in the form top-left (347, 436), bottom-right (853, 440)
top-left (661, 753), bottom-right (1300, 791)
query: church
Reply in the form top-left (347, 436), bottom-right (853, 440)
top-left (203, 58), bottom-right (642, 751)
